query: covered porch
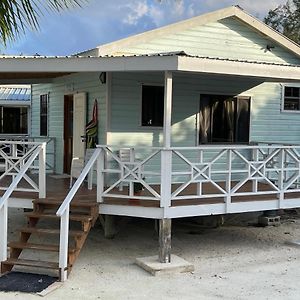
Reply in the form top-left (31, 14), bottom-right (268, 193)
top-left (2, 53), bottom-right (300, 279)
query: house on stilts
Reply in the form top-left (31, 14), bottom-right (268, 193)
top-left (2, 6), bottom-right (300, 280)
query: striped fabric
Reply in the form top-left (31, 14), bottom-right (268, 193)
top-left (86, 99), bottom-right (98, 148)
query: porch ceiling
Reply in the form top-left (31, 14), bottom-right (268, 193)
top-left (1, 53), bottom-right (300, 83)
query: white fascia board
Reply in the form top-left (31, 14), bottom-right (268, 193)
top-left (0, 100), bottom-right (30, 106)
top-left (177, 56), bottom-right (300, 81)
top-left (0, 56), bottom-right (178, 73)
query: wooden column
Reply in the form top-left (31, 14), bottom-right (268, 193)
top-left (159, 218), bottom-right (171, 263)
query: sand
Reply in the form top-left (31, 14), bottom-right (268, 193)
top-left (1, 210), bottom-right (300, 300)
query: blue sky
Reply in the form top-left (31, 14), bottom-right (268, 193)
top-left (3, 0), bottom-right (287, 56)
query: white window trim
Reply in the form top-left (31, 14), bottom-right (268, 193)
top-left (281, 83), bottom-right (300, 114)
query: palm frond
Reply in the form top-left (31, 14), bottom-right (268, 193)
top-left (0, 0), bottom-right (85, 45)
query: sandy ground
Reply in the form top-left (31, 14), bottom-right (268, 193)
top-left (1, 209), bottom-right (300, 300)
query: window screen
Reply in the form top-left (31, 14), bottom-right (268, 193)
top-left (141, 85), bottom-right (164, 127)
top-left (199, 95), bottom-right (250, 144)
top-left (40, 94), bottom-right (48, 136)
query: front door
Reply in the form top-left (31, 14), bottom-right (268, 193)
top-left (63, 93), bottom-right (87, 173)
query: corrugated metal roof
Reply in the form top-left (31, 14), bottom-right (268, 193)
top-left (0, 85), bottom-right (31, 102)
top-left (0, 51), bottom-right (299, 68)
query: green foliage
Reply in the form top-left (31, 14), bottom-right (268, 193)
top-left (264, 0), bottom-right (300, 44)
top-left (0, 0), bottom-right (85, 45)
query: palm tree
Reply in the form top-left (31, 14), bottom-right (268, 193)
top-left (0, 0), bottom-right (85, 45)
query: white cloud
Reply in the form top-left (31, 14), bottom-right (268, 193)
top-left (122, 1), bottom-right (149, 25)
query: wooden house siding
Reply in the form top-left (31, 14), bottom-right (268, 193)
top-left (111, 18), bottom-right (300, 65)
top-left (31, 73), bottom-right (107, 174)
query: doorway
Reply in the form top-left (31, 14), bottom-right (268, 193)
top-left (64, 95), bottom-right (73, 174)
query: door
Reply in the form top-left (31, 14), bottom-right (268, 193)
top-left (63, 93), bottom-right (87, 173)
top-left (64, 95), bottom-right (73, 174)
top-left (73, 93), bottom-right (87, 158)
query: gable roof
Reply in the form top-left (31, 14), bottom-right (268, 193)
top-left (95, 5), bottom-right (300, 59)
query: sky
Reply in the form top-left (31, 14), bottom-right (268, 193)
top-left (3, 0), bottom-right (288, 56)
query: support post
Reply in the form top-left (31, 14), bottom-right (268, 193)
top-left (160, 71), bottom-right (173, 209)
top-left (0, 201), bottom-right (8, 262)
top-left (159, 218), bottom-right (171, 263)
top-left (97, 149), bottom-right (105, 203)
top-left (39, 143), bottom-right (46, 198)
top-left (59, 206), bottom-right (70, 282)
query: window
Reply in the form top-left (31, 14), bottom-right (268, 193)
top-left (199, 94), bottom-right (250, 144)
top-left (0, 107), bottom-right (28, 134)
top-left (40, 94), bottom-right (48, 136)
top-left (141, 85), bottom-right (164, 127)
top-left (283, 86), bottom-right (300, 111)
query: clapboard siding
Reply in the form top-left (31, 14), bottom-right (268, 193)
top-left (116, 18), bottom-right (300, 64)
top-left (31, 73), bottom-right (107, 174)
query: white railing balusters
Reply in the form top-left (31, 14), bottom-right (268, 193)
top-left (225, 149), bottom-right (232, 212)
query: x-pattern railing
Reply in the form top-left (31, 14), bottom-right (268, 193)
top-left (171, 145), bottom-right (300, 202)
top-left (99, 146), bottom-right (162, 201)
top-left (0, 141), bottom-right (43, 193)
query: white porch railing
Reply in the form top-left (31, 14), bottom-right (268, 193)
top-left (54, 143), bottom-right (300, 280)
top-left (96, 144), bottom-right (300, 208)
top-left (0, 136), bottom-right (56, 173)
top-left (0, 141), bottom-right (47, 195)
top-left (0, 142), bottom-right (46, 262)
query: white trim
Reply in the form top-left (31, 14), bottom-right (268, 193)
top-left (280, 83), bottom-right (300, 113)
top-left (105, 72), bottom-right (112, 143)
top-left (0, 101), bottom-right (30, 106)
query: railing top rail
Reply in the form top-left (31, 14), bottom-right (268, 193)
top-left (56, 148), bottom-right (102, 217)
top-left (0, 141), bottom-right (45, 146)
top-left (0, 145), bottom-right (42, 210)
top-left (96, 144), bottom-right (300, 150)
top-left (96, 145), bottom-right (163, 150)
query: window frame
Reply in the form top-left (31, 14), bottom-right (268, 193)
top-left (40, 93), bottom-right (49, 137)
top-left (281, 84), bottom-right (300, 113)
top-left (198, 93), bottom-right (251, 145)
top-left (140, 84), bottom-right (164, 129)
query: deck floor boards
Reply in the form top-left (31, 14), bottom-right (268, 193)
top-left (2, 175), bottom-right (300, 208)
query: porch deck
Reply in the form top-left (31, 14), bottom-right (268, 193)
top-left (6, 176), bottom-right (300, 211)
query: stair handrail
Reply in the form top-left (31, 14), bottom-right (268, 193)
top-left (0, 144), bottom-right (44, 262)
top-left (56, 148), bottom-right (102, 281)
top-left (56, 147), bottom-right (102, 217)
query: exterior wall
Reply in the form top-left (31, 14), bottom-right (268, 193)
top-left (110, 18), bottom-right (300, 65)
top-left (108, 72), bottom-right (300, 183)
top-left (31, 72), bottom-right (107, 174)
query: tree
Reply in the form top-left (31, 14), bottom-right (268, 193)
top-left (0, 0), bottom-right (84, 45)
top-left (264, 0), bottom-right (300, 44)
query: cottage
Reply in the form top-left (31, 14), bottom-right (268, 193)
top-left (1, 5), bottom-right (300, 281)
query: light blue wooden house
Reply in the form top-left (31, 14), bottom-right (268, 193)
top-left (1, 6), bottom-right (300, 280)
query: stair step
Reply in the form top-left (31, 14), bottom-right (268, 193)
top-left (19, 227), bottom-right (85, 237)
top-left (2, 258), bottom-right (59, 270)
top-left (33, 199), bottom-right (98, 208)
top-left (25, 212), bottom-right (93, 222)
top-left (8, 242), bottom-right (77, 253)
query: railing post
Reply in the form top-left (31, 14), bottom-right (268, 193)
top-left (97, 149), bottom-right (105, 203)
top-left (38, 143), bottom-right (46, 198)
top-left (0, 201), bottom-right (8, 262)
top-left (278, 149), bottom-right (285, 208)
top-left (197, 149), bottom-right (203, 196)
top-left (225, 149), bottom-right (232, 213)
top-left (160, 149), bottom-right (172, 209)
top-left (252, 148), bottom-right (258, 193)
top-left (59, 205), bottom-right (70, 282)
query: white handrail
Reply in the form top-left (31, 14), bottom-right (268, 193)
top-left (56, 148), bottom-right (102, 216)
top-left (0, 145), bottom-right (42, 210)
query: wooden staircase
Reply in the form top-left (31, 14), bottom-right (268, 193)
top-left (1, 197), bottom-right (99, 280)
